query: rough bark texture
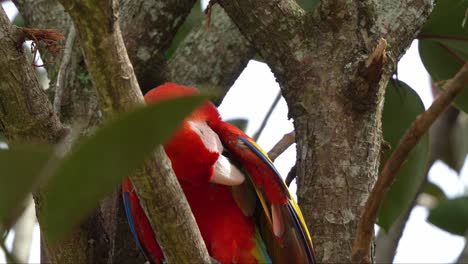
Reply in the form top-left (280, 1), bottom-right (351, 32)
top-left (120, 0), bottom-right (197, 91)
top-left (161, 5), bottom-right (255, 105)
top-left (217, 0), bottom-right (433, 262)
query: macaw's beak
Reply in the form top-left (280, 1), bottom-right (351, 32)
top-left (210, 155), bottom-right (245, 186)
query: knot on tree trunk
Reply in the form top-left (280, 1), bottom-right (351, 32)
top-left (348, 38), bottom-right (388, 113)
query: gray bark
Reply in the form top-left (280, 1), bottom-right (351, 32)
top-left (162, 5), bottom-right (255, 105)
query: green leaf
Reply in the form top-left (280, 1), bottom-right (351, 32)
top-left (377, 79), bottom-right (430, 231)
top-left (0, 145), bottom-right (51, 228)
top-left (422, 181), bottom-right (447, 202)
top-left (428, 196), bottom-right (468, 235)
top-left (226, 118), bottom-right (249, 132)
top-left (418, 0), bottom-right (468, 112)
top-left (42, 94), bottom-right (206, 241)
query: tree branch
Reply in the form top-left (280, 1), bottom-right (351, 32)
top-left (56, 1), bottom-right (211, 263)
top-left (285, 164), bottom-right (297, 187)
top-left (268, 131), bottom-right (295, 162)
top-left (53, 24), bottom-right (75, 115)
top-left (217, 0), bottom-right (306, 75)
top-left (352, 61), bottom-right (468, 264)
top-left (253, 91), bottom-right (281, 141)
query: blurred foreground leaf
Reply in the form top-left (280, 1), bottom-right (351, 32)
top-left (377, 79), bottom-right (430, 231)
top-left (428, 196), bottom-right (468, 235)
top-left (0, 145), bottom-right (51, 228)
top-left (42, 94), bottom-right (206, 241)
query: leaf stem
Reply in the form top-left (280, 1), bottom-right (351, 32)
top-left (418, 33), bottom-right (468, 42)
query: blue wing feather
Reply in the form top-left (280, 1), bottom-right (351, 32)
top-left (122, 192), bottom-right (149, 260)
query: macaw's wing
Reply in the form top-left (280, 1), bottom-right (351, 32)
top-left (212, 121), bottom-right (316, 264)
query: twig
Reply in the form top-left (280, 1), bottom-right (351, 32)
top-left (204, 0), bottom-right (218, 29)
top-left (53, 25), bottom-right (75, 115)
top-left (352, 61), bottom-right (468, 264)
top-left (267, 131), bottom-right (295, 162)
top-left (437, 42), bottom-right (466, 64)
top-left (253, 91), bottom-right (282, 141)
top-left (285, 164), bottom-right (297, 187)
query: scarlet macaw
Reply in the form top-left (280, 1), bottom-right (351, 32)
top-left (122, 83), bottom-right (315, 264)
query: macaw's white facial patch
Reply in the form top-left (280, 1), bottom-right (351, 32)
top-left (211, 154), bottom-right (246, 186)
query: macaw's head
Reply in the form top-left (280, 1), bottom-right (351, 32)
top-left (144, 82), bottom-right (221, 123)
top-left (144, 83), bottom-right (244, 186)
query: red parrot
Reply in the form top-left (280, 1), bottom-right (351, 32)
top-left (122, 83), bottom-right (315, 264)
